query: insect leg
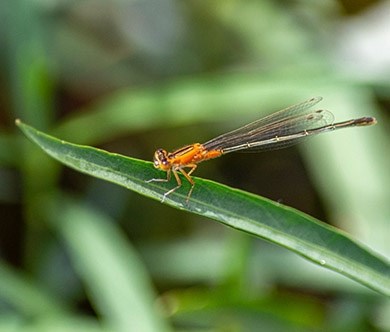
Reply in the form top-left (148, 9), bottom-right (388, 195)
top-left (180, 164), bottom-right (197, 203)
top-left (146, 169), bottom-right (171, 183)
top-left (161, 169), bottom-right (182, 202)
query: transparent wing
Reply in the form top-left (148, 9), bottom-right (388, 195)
top-left (203, 97), bottom-right (334, 153)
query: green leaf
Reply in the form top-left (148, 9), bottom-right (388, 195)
top-left (45, 197), bottom-right (171, 332)
top-left (16, 120), bottom-right (390, 296)
top-left (0, 261), bottom-right (67, 317)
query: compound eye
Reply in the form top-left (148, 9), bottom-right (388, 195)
top-left (153, 149), bottom-right (170, 170)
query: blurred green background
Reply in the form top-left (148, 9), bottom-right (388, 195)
top-left (1, 0), bottom-right (389, 331)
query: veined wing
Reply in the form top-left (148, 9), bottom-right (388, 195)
top-left (203, 97), bottom-right (333, 152)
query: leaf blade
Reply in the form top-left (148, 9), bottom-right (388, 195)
top-left (16, 120), bottom-right (390, 295)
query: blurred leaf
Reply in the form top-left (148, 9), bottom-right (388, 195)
top-left (16, 120), bottom-right (390, 296)
top-left (45, 197), bottom-right (171, 332)
top-left (0, 261), bottom-right (67, 317)
top-left (164, 287), bottom-right (323, 331)
top-left (0, 315), bottom-right (111, 332)
top-left (53, 72), bottom-right (335, 145)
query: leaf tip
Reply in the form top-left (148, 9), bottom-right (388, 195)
top-left (15, 119), bottom-right (22, 126)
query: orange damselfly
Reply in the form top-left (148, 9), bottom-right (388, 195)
top-left (147, 97), bottom-right (376, 203)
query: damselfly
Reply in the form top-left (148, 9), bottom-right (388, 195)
top-left (147, 97), bottom-right (376, 203)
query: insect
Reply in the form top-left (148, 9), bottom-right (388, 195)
top-left (147, 97), bottom-right (376, 203)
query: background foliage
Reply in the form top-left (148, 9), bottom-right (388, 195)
top-left (1, 0), bottom-right (389, 331)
